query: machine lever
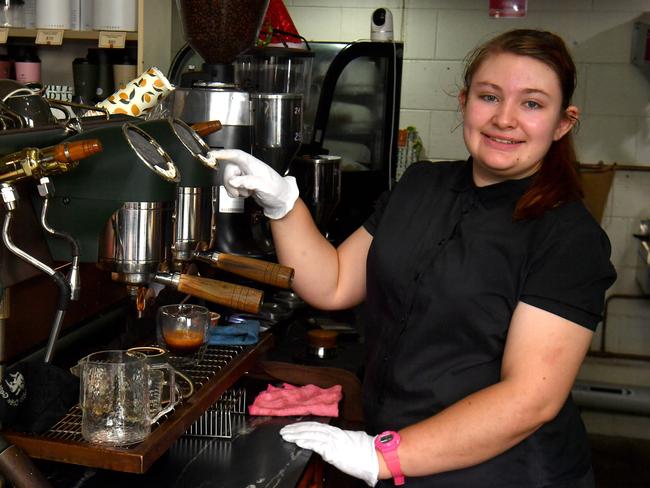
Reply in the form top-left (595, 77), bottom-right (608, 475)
top-left (193, 251), bottom-right (294, 289)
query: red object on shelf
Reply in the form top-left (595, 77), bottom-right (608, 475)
top-left (258, 0), bottom-right (301, 46)
top-left (489, 0), bottom-right (527, 18)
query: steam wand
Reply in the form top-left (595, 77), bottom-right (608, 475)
top-left (37, 177), bottom-right (81, 301)
top-left (0, 140), bottom-right (101, 362)
top-left (0, 184), bottom-right (70, 364)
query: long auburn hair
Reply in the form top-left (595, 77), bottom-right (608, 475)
top-left (462, 29), bottom-right (583, 220)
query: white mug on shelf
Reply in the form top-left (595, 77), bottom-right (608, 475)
top-left (70, 0), bottom-right (81, 31)
top-left (23, 0), bottom-right (36, 29)
top-left (80, 0), bottom-right (93, 31)
top-left (35, 0), bottom-right (71, 30)
top-left (92, 0), bottom-right (137, 32)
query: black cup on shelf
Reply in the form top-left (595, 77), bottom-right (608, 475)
top-left (72, 57), bottom-right (98, 105)
top-left (87, 48), bottom-right (114, 102)
top-left (0, 54), bottom-right (13, 79)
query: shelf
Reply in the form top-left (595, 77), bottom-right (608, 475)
top-left (4, 334), bottom-right (274, 474)
top-left (0, 1), bottom-right (173, 83)
top-left (6, 28), bottom-right (138, 41)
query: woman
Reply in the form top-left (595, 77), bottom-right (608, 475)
top-left (213, 29), bottom-right (616, 487)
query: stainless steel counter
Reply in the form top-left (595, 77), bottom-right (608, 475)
top-left (40, 414), bottom-right (318, 488)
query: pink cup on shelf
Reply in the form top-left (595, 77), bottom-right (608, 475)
top-left (15, 59), bottom-right (41, 84)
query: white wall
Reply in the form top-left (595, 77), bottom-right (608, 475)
top-left (286, 0), bottom-right (650, 437)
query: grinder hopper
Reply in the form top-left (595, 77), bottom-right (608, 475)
top-left (176, 0), bottom-right (270, 83)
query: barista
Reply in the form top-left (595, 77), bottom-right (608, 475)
top-left (211, 29), bottom-right (616, 487)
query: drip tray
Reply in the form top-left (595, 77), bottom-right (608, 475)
top-left (3, 334), bottom-right (273, 474)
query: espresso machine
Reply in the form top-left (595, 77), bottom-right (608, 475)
top-left (165, 0), bottom-right (307, 258)
top-left (41, 123), bottom-right (264, 314)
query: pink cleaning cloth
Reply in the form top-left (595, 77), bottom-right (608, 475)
top-left (248, 383), bottom-right (342, 417)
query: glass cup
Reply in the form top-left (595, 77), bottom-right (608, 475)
top-left (156, 304), bottom-right (210, 367)
top-left (77, 350), bottom-right (179, 446)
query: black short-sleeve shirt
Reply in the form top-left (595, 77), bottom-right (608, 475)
top-left (362, 160), bottom-right (616, 487)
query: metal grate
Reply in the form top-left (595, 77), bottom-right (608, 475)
top-left (168, 344), bottom-right (245, 390)
top-left (3, 334), bottom-right (273, 474)
top-left (184, 387), bottom-right (247, 438)
top-left (216, 386), bottom-right (247, 415)
top-left (42, 345), bottom-right (246, 446)
top-left (47, 406), bottom-right (83, 441)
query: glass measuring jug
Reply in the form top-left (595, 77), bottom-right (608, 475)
top-left (78, 349), bottom-right (178, 446)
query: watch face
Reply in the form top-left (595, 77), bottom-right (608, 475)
top-left (379, 433), bottom-right (394, 444)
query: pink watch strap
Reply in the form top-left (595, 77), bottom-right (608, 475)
top-left (381, 448), bottom-right (405, 485)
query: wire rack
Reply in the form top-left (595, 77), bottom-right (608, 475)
top-left (3, 335), bottom-right (273, 473)
top-left (184, 387), bottom-right (247, 439)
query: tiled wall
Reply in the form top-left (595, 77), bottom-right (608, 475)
top-left (286, 0), bottom-right (650, 436)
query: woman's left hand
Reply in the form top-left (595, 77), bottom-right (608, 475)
top-left (280, 421), bottom-right (379, 486)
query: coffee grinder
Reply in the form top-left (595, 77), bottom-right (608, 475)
top-left (164, 0), bottom-right (269, 257)
top-left (165, 0), bottom-right (309, 259)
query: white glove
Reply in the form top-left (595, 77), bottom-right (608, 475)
top-left (210, 149), bottom-right (299, 220)
top-left (280, 421), bottom-right (379, 487)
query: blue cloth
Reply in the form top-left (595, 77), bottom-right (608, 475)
top-left (208, 320), bottom-right (260, 346)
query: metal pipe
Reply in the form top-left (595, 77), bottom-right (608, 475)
top-left (1, 186), bottom-right (71, 363)
top-left (579, 162), bottom-right (650, 172)
top-left (2, 206), bottom-right (57, 278)
top-left (0, 288), bottom-right (9, 383)
top-left (2, 211), bottom-right (57, 276)
top-left (0, 437), bottom-right (52, 488)
top-left (43, 309), bottom-right (66, 364)
top-left (38, 181), bottom-right (81, 301)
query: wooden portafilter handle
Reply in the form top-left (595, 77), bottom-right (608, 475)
top-left (153, 273), bottom-right (263, 314)
top-left (194, 251), bottom-right (294, 289)
top-left (52, 139), bottom-right (102, 162)
top-left (190, 120), bottom-right (222, 138)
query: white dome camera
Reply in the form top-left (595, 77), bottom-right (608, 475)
top-left (371, 8), bottom-right (393, 42)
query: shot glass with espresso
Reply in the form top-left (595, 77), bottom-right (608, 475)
top-left (156, 304), bottom-right (210, 367)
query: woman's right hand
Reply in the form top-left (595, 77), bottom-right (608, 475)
top-left (211, 149), bottom-right (299, 220)
top-left (211, 150), bottom-right (370, 311)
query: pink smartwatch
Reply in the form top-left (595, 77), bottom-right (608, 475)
top-left (374, 430), bottom-right (405, 486)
